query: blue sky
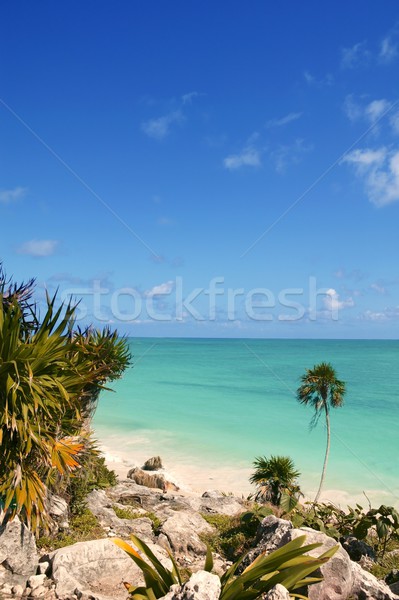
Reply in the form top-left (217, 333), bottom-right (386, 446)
top-left (1, 1), bottom-right (399, 338)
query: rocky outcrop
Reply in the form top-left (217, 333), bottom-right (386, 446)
top-left (246, 516), bottom-right (399, 600)
top-left (48, 538), bottom-right (143, 599)
top-left (127, 467), bottom-right (179, 492)
top-left (159, 511), bottom-right (214, 556)
top-left (264, 584), bottom-right (291, 600)
top-left (160, 570), bottom-right (221, 600)
top-left (0, 517), bottom-right (39, 586)
top-left (352, 562), bottom-right (399, 600)
top-left (0, 483), bottom-right (397, 600)
top-left (143, 456), bottom-right (163, 471)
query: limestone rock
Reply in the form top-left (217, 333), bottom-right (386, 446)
top-left (289, 527), bottom-right (353, 600)
top-left (352, 562), bottom-right (399, 600)
top-left (127, 468), bottom-right (179, 492)
top-left (143, 456), bottom-right (163, 471)
top-left (0, 517), bottom-right (39, 585)
top-left (48, 538), bottom-right (143, 598)
top-left (159, 511), bottom-right (213, 556)
top-left (182, 493), bottom-right (245, 517)
top-left (86, 490), bottom-right (154, 540)
top-left (264, 584), bottom-right (291, 600)
top-left (241, 515), bottom-right (293, 568)
top-left (160, 570), bottom-right (221, 600)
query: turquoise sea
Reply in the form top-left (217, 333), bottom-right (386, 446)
top-left (93, 338), bottom-right (399, 508)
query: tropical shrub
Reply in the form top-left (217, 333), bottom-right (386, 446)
top-left (114, 533), bottom-right (338, 600)
top-left (0, 268), bottom-right (130, 532)
top-left (250, 455), bottom-right (302, 506)
top-left (290, 502), bottom-right (399, 559)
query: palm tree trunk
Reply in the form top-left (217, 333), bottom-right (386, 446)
top-left (313, 404), bottom-right (330, 504)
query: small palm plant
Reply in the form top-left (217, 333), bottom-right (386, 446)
top-left (250, 455), bottom-right (301, 506)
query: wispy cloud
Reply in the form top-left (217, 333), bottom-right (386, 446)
top-left (303, 71), bottom-right (334, 87)
top-left (380, 33), bottom-right (398, 63)
top-left (361, 306), bottom-right (399, 321)
top-left (343, 147), bottom-right (399, 206)
top-left (370, 282), bottom-right (387, 295)
top-left (0, 186), bottom-right (27, 204)
top-left (181, 91), bottom-right (199, 105)
top-left (17, 239), bottom-right (59, 257)
top-left (145, 280), bottom-right (175, 297)
top-left (271, 138), bottom-right (312, 174)
top-left (343, 95), bottom-right (394, 134)
top-left (323, 289), bottom-right (355, 311)
top-left (141, 110), bottom-right (183, 140)
top-left (223, 146), bottom-right (261, 170)
top-left (141, 91), bottom-right (200, 141)
top-left (266, 112), bottom-right (302, 128)
top-left (341, 41), bottom-right (371, 69)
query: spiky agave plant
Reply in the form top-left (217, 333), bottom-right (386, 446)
top-left (114, 534), bottom-right (338, 600)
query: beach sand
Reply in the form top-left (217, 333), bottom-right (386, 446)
top-left (98, 437), bottom-right (397, 509)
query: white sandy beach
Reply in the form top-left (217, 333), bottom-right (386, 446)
top-left (98, 436), bottom-right (397, 509)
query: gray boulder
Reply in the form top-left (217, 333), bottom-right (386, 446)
top-left (48, 494), bottom-right (69, 530)
top-left (289, 527), bottom-right (353, 600)
top-left (264, 584), bottom-right (291, 600)
top-left (159, 511), bottom-right (214, 556)
top-left (48, 538), bottom-right (142, 599)
top-left (352, 562), bottom-right (399, 600)
top-left (143, 456), bottom-right (163, 471)
top-left (86, 490), bottom-right (154, 540)
top-left (160, 570), bottom-right (221, 600)
top-left (127, 468), bottom-right (179, 492)
top-left (0, 517), bottom-right (39, 585)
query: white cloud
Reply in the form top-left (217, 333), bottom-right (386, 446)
top-left (223, 147), bottom-right (261, 170)
top-left (271, 138), bottom-right (312, 174)
top-left (380, 35), bottom-right (398, 63)
top-left (17, 239), bottom-right (59, 257)
top-left (390, 111), bottom-right (399, 135)
top-left (141, 110), bottom-right (183, 140)
top-left (266, 112), bottom-right (302, 128)
top-left (0, 186), bottom-right (27, 204)
top-left (343, 95), bottom-right (392, 125)
top-left (361, 306), bottom-right (399, 321)
top-left (303, 71), bottom-right (334, 86)
top-left (341, 41), bottom-right (371, 69)
top-left (343, 147), bottom-right (399, 206)
top-left (182, 91), bottom-right (199, 105)
top-left (323, 289), bottom-right (355, 311)
top-left (365, 99), bottom-right (392, 123)
top-left (370, 283), bottom-right (387, 295)
top-left (145, 280), bottom-right (175, 297)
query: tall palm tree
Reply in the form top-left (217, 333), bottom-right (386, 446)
top-left (297, 362), bottom-right (346, 504)
top-left (250, 455), bottom-right (301, 505)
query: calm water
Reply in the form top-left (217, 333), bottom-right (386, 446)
top-left (93, 338), bottom-right (399, 507)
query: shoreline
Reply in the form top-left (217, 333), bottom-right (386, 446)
top-left (98, 436), bottom-right (398, 509)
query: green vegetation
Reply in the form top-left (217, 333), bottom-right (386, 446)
top-left (290, 501), bottom-right (399, 560)
top-left (114, 533), bottom-right (338, 600)
top-left (201, 507), bottom-right (273, 561)
top-left (37, 509), bottom-right (105, 551)
top-left (0, 267), bottom-right (130, 532)
top-left (250, 455), bottom-right (302, 506)
top-left (112, 505), bottom-right (162, 530)
top-left (297, 362), bottom-right (346, 503)
top-left (67, 454), bottom-right (118, 515)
